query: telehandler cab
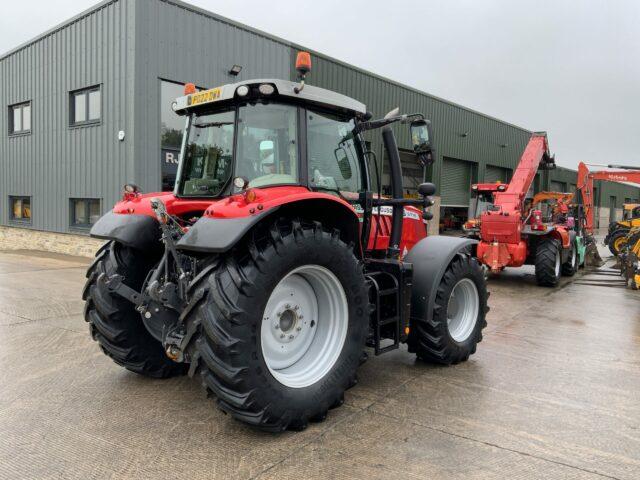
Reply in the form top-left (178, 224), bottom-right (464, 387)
top-left (83, 52), bottom-right (488, 431)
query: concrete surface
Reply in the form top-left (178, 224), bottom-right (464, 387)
top-left (0, 247), bottom-right (639, 480)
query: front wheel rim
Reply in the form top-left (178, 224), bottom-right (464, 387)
top-left (447, 278), bottom-right (480, 342)
top-left (260, 265), bottom-right (349, 389)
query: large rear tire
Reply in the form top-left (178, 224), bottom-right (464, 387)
top-left (410, 255), bottom-right (488, 365)
top-left (608, 230), bottom-right (629, 256)
top-left (188, 218), bottom-right (369, 431)
top-left (82, 242), bottom-right (186, 378)
top-left (535, 238), bottom-right (561, 287)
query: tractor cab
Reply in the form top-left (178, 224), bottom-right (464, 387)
top-left (621, 203), bottom-right (640, 223)
top-left (171, 78), bottom-right (369, 201)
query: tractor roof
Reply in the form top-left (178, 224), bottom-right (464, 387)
top-left (172, 78), bottom-right (366, 117)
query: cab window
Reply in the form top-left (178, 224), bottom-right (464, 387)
top-left (236, 103), bottom-right (298, 188)
top-left (180, 110), bottom-right (235, 196)
top-left (307, 110), bottom-right (363, 198)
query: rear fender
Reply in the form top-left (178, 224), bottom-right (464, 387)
top-left (90, 211), bottom-right (161, 251)
top-left (176, 197), bottom-right (361, 255)
top-left (404, 236), bottom-right (478, 326)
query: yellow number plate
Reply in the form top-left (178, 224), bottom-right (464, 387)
top-left (189, 88), bottom-right (222, 106)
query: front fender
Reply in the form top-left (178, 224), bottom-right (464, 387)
top-left (404, 236), bottom-right (478, 325)
top-left (90, 211), bottom-right (161, 250)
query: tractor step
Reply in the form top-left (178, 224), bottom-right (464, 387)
top-left (365, 259), bottom-right (413, 355)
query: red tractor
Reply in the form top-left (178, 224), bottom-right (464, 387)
top-left (475, 133), bottom-right (584, 286)
top-left (83, 53), bottom-right (488, 431)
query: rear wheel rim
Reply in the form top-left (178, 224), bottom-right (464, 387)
top-left (260, 265), bottom-right (348, 389)
top-left (555, 250), bottom-right (561, 277)
top-left (571, 248), bottom-right (577, 268)
top-left (447, 278), bottom-right (480, 342)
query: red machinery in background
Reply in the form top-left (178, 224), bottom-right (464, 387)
top-left (576, 162), bottom-right (640, 256)
top-left (475, 133), bottom-right (582, 286)
top-left (463, 182), bottom-right (507, 239)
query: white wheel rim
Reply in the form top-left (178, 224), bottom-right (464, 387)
top-left (447, 278), bottom-right (480, 342)
top-left (571, 248), bottom-right (577, 268)
top-left (555, 250), bottom-right (561, 277)
top-left (260, 265), bottom-right (348, 389)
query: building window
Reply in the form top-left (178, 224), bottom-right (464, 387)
top-left (70, 198), bottom-right (101, 228)
top-left (9, 102), bottom-right (31, 135)
top-left (70, 86), bottom-right (101, 126)
top-left (9, 196), bottom-right (31, 223)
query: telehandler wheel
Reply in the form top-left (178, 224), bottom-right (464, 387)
top-left (411, 255), bottom-right (488, 365)
top-left (535, 238), bottom-right (561, 287)
top-left (189, 218), bottom-right (369, 432)
top-left (561, 243), bottom-right (579, 276)
top-left (82, 242), bottom-right (186, 378)
top-left (608, 230), bottom-right (629, 256)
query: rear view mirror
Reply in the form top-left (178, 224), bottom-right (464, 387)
top-left (410, 119), bottom-right (434, 166)
top-left (334, 147), bottom-right (352, 179)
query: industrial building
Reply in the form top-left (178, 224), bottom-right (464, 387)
top-left (1, 0), bottom-right (638, 255)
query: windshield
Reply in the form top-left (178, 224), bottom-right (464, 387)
top-left (237, 103), bottom-right (298, 188)
top-left (179, 103), bottom-right (299, 196)
top-left (469, 193), bottom-right (494, 218)
top-left (179, 110), bottom-right (235, 196)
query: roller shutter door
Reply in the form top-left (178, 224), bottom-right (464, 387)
top-left (485, 165), bottom-right (511, 183)
top-left (400, 150), bottom-right (424, 197)
top-left (550, 181), bottom-right (567, 192)
top-left (381, 150), bottom-right (425, 197)
top-left (441, 158), bottom-right (472, 206)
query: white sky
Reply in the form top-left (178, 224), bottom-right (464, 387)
top-left (1, 0), bottom-right (639, 170)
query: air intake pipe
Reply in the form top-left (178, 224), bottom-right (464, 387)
top-left (382, 125), bottom-right (403, 259)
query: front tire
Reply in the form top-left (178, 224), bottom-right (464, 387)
top-left (608, 230), bottom-right (629, 256)
top-left (410, 255), bottom-right (488, 365)
top-left (82, 242), bottom-right (186, 378)
top-left (188, 218), bottom-right (369, 431)
top-left (535, 238), bottom-right (561, 287)
top-left (561, 242), bottom-right (578, 276)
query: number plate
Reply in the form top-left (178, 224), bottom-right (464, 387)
top-left (189, 88), bottom-right (222, 106)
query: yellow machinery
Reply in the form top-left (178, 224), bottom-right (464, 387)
top-left (619, 226), bottom-right (640, 289)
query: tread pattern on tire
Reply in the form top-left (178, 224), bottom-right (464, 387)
top-left (83, 242), bottom-right (186, 378)
top-left (535, 238), bottom-right (561, 287)
top-left (608, 230), bottom-right (629, 256)
top-left (410, 254), bottom-right (488, 365)
top-left (184, 218), bottom-right (368, 432)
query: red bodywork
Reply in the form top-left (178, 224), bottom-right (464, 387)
top-left (577, 162), bottom-right (640, 234)
top-left (476, 134), bottom-right (566, 271)
top-left (112, 186), bottom-right (426, 256)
